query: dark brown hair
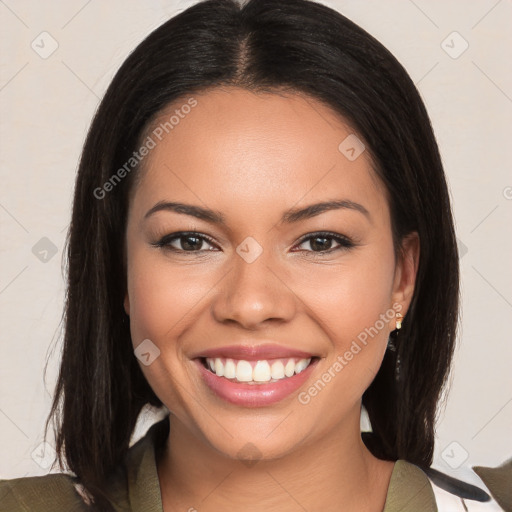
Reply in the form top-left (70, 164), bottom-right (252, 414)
top-left (45, 0), bottom-right (460, 509)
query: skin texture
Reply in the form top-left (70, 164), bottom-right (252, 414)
top-left (124, 87), bottom-right (420, 511)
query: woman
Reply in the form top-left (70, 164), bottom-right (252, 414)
top-left (0, 0), bottom-right (482, 510)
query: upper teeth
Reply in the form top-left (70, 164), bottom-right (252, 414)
top-left (205, 357), bottom-right (312, 383)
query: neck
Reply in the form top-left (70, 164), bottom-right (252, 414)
top-left (157, 407), bottom-right (395, 512)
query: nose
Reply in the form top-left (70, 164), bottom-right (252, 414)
top-left (211, 246), bottom-right (296, 329)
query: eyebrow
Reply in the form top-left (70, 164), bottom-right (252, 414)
top-left (144, 199), bottom-right (371, 225)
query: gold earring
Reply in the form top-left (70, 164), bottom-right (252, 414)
top-left (395, 313), bottom-right (403, 330)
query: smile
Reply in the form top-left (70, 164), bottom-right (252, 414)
top-left (193, 355), bottom-right (320, 407)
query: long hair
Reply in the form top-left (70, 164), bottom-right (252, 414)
top-left (45, 0), bottom-right (460, 509)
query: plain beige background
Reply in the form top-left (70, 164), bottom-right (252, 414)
top-left (1, 0), bottom-right (511, 499)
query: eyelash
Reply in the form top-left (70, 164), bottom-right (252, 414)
top-left (151, 231), bottom-right (355, 255)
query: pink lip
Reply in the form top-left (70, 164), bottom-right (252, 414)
top-left (193, 357), bottom-right (319, 407)
top-left (191, 343), bottom-right (316, 361)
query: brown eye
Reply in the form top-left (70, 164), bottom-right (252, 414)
top-left (152, 232), bottom-right (218, 252)
top-left (175, 235), bottom-right (205, 251)
top-left (294, 232), bottom-right (355, 253)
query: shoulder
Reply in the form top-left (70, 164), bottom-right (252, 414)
top-left (383, 459), bottom-right (497, 511)
top-left (0, 467), bottom-right (130, 512)
top-left (406, 460), bottom-right (507, 512)
top-left (0, 473), bottom-right (91, 511)
top-left (0, 463), bottom-right (133, 512)
top-left (0, 416), bottom-right (169, 512)
top-left (384, 459), bottom-right (438, 512)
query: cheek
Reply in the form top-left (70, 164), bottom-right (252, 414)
top-left (301, 245), bottom-right (395, 338)
top-left (296, 244), bottom-right (396, 392)
top-left (316, 249), bottom-right (396, 399)
top-left (125, 250), bottom-right (208, 409)
top-left (126, 249), bottom-right (215, 345)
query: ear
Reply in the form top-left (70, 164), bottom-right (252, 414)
top-left (391, 231), bottom-right (420, 315)
top-left (124, 292), bottom-right (130, 316)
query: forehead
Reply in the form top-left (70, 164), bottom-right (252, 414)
top-left (130, 87), bottom-right (387, 225)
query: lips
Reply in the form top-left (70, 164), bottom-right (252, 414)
top-left (190, 343), bottom-right (319, 407)
top-left (194, 357), bottom-right (319, 407)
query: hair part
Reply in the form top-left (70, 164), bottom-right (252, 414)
top-left (45, 0), bottom-right (460, 509)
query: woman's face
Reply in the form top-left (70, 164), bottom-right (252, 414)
top-left (124, 87), bottom-right (418, 461)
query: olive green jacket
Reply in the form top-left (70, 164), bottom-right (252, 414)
top-left (0, 416), bottom-right (437, 512)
